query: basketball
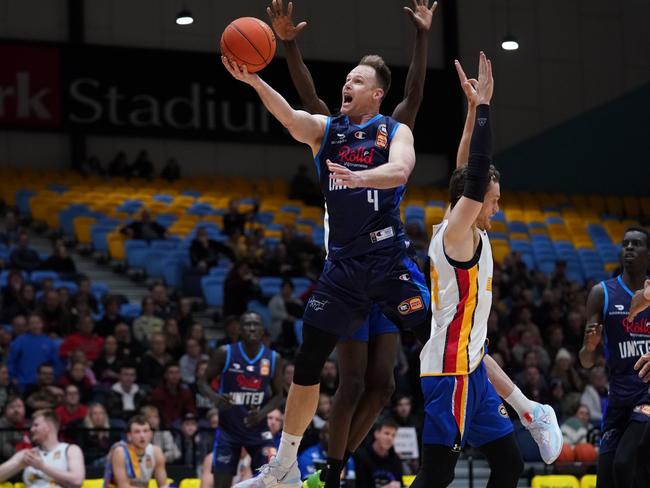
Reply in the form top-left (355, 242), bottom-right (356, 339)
top-left (220, 17), bottom-right (276, 73)
top-left (556, 443), bottom-right (575, 463)
top-left (574, 442), bottom-right (598, 463)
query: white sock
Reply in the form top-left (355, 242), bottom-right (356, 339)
top-left (505, 386), bottom-right (536, 423)
top-left (276, 431), bottom-right (302, 467)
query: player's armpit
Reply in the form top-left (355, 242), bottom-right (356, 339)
top-left (287, 111), bottom-right (328, 152)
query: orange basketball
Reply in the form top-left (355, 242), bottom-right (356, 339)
top-left (556, 443), bottom-right (575, 463)
top-left (220, 17), bottom-right (276, 73)
top-left (574, 442), bottom-right (598, 463)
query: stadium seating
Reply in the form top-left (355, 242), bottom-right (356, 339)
top-left (531, 474), bottom-right (580, 488)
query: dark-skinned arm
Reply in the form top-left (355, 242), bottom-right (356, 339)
top-left (244, 352), bottom-right (285, 427)
top-left (579, 284), bottom-right (605, 369)
top-left (267, 0), bottom-right (330, 115)
top-left (197, 346), bottom-right (233, 408)
top-left (392, 0), bottom-right (438, 130)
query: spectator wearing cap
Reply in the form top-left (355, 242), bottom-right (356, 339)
top-left (150, 362), bottom-right (197, 426)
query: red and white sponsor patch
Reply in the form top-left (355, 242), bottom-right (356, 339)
top-left (398, 296), bottom-right (424, 315)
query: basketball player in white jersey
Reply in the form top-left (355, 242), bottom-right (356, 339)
top-left (0, 409), bottom-right (85, 488)
top-left (103, 415), bottom-right (168, 488)
top-left (412, 52), bottom-right (559, 488)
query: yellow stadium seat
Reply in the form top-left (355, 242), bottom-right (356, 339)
top-left (402, 475), bottom-right (415, 487)
top-left (179, 479), bottom-right (201, 488)
top-left (14, 483), bottom-right (25, 488)
top-left (82, 480), bottom-right (104, 488)
top-left (107, 232), bottom-right (126, 260)
top-left (531, 475), bottom-right (580, 488)
top-left (74, 216), bottom-right (97, 245)
top-left (148, 479), bottom-right (173, 488)
top-left (580, 474), bottom-right (596, 488)
top-left (0, 482), bottom-right (14, 488)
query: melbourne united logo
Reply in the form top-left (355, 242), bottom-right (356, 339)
top-left (375, 123), bottom-right (388, 149)
top-left (308, 297), bottom-right (329, 311)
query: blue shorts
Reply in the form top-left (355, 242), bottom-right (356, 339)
top-left (342, 304), bottom-right (399, 342)
top-left (421, 360), bottom-right (513, 449)
top-left (212, 428), bottom-right (276, 475)
top-left (600, 396), bottom-right (650, 454)
top-left (303, 246), bottom-right (429, 337)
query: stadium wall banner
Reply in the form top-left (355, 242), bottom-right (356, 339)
top-left (0, 41), bottom-right (458, 152)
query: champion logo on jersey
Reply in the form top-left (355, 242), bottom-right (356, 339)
top-left (246, 365), bottom-right (255, 372)
top-left (354, 130), bottom-right (367, 139)
top-left (399, 273), bottom-right (410, 281)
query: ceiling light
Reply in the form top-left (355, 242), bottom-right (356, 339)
top-left (176, 9), bottom-right (193, 25)
top-left (502, 34), bottom-right (519, 51)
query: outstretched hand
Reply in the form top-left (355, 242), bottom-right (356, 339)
top-left (221, 56), bottom-right (260, 87)
top-left (454, 60), bottom-right (479, 107)
top-left (404, 0), bottom-right (438, 32)
top-left (476, 51), bottom-right (494, 105)
top-left (267, 0), bottom-right (307, 41)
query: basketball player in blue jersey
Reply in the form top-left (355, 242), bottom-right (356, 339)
top-left (198, 312), bottom-right (284, 488)
top-left (266, 1), bottom-right (436, 485)
top-left (223, 39), bottom-right (429, 488)
top-left (579, 227), bottom-right (650, 488)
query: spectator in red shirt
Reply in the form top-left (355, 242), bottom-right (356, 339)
top-left (55, 384), bottom-right (88, 429)
top-left (150, 362), bottom-right (197, 427)
top-left (59, 315), bottom-right (105, 363)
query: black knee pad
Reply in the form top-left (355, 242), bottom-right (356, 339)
top-left (292, 323), bottom-right (339, 386)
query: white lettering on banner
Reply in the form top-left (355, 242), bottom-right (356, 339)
top-left (68, 78), bottom-right (271, 133)
top-left (394, 427), bottom-right (419, 460)
top-left (16, 72), bottom-right (51, 119)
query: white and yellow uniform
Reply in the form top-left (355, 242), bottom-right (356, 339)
top-left (23, 443), bottom-right (69, 488)
top-left (103, 442), bottom-right (156, 488)
top-left (420, 220), bottom-right (493, 376)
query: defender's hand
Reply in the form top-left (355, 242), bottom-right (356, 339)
top-left (454, 60), bottom-right (479, 107)
top-left (404, 0), bottom-right (438, 32)
top-left (266, 0), bottom-right (307, 41)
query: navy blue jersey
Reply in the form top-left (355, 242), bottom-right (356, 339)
top-left (601, 276), bottom-right (650, 403)
top-left (314, 113), bottom-right (407, 260)
top-left (217, 342), bottom-right (277, 440)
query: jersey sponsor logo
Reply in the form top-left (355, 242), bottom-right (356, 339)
top-left (261, 431), bottom-right (273, 440)
top-left (370, 226), bottom-right (394, 243)
top-left (232, 362), bottom-right (241, 369)
top-left (498, 403), bottom-right (509, 418)
top-left (330, 133), bottom-right (347, 145)
top-left (375, 123), bottom-right (388, 149)
top-left (260, 358), bottom-right (270, 376)
top-left (307, 297), bottom-right (329, 311)
top-left (337, 145), bottom-right (375, 164)
top-left (398, 296), bottom-right (424, 315)
top-left (622, 317), bottom-right (650, 335)
top-left (633, 404), bottom-right (650, 417)
top-left (235, 373), bottom-right (262, 391)
top-left (486, 277), bottom-right (492, 292)
top-left (399, 273), bottom-right (410, 281)
top-left (354, 130), bottom-right (367, 139)
top-left (216, 453), bottom-right (232, 464)
top-left (615, 304), bottom-right (625, 311)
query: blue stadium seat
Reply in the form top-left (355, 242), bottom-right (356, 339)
top-left (125, 240), bottom-right (149, 268)
top-left (151, 240), bottom-right (179, 251)
top-left (260, 277), bottom-right (283, 297)
top-left (91, 282), bottom-right (109, 301)
top-left (144, 250), bottom-right (169, 279)
top-left (30, 270), bottom-right (60, 283)
top-left (163, 258), bottom-right (186, 288)
top-left (53, 280), bottom-right (79, 294)
top-left (201, 276), bottom-right (225, 308)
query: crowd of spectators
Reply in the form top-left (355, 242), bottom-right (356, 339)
top-left (0, 197), bottom-right (618, 480)
top-left (77, 150), bottom-right (181, 182)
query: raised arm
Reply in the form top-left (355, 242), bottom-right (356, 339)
top-left (222, 57), bottom-right (327, 153)
top-left (327, 124), bottom-right (415, 190)
top-left (391, 0), bottom-right (438, 130)
top-left (579, 284), bottom-right (605, 369)
top-left (267, 0), bottom-right (330, 115)
top-left (454, 60), bottom-right (479, 168)
top-left (444, 52), bottom-right (494, 258)
top-left (197, 346), bottom-right (233, 409)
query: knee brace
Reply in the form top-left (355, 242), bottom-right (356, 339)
top-left (292, 323), bottom-right (339, 386)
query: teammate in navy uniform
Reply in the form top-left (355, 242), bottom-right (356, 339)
top-left (198, 312), bottom-right (284, 488)
top-left (579, 227), bottom-right (650, 488)
top-left (223, 29), bottom-right (428, 487)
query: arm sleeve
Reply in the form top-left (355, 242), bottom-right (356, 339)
top-left (463, 104), bottom-right (492, 203)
